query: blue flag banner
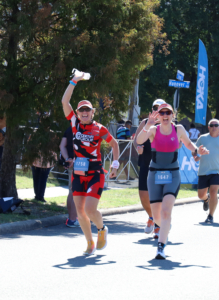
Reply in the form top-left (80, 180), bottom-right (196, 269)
top-left (178, 144), bottom-right (199, 184)
top-left (195, 39), bottom-right (208, 125)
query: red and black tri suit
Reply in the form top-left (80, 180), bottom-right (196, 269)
top-left (66, 109), bottom-right (113, 199)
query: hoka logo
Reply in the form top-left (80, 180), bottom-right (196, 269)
top-left (180, 156), bottom-right (199, 172)
top-left (196, 65), bottom-right (206, 110)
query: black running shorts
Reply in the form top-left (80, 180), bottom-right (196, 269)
top-left (138, 166), bottom-right (149, 191)
top-left (198, 174), bottom-right (219, 189)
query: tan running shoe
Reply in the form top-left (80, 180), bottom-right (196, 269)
top-left (96, 226), bottom-right (108, 250)
top-left (83, 240), bottom-right (96, 255)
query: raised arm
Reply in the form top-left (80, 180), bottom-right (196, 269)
top-left (136, 126), bottom-right (155, 145)
top-left (134, 111), bottom-right (158, 152)
top-left (61, 72), bottom-right (85, 117)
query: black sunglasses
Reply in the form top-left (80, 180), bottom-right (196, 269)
top-left (78, 107), bottom-right (92, 112)
top-left (209, 124), bottom-right (219, 127)
top-left (159, 110), bottom-right (172, 116)
top-left (152, 106), bottom-right (159, 111)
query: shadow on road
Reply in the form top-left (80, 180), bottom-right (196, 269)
top-left (195, 222), bottom-right (219, 227)
top-left (137, 259), bottom-right (211, 271)
top-left (0, 219), bottom-right (145, 239)
top-left (53, 254), bottom-right (116, 269)
top-left (134, 237), bottom-right (183, 248)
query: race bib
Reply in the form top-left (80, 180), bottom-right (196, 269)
top-left (155, 171), bottom-right (172, 184)
top-left (74, 157), bottom-right (89, 175)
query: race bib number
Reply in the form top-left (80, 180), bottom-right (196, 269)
top-left (155, 171), bottom-right (172, 184)
top-left (74, 157), bottom-right (89, 175)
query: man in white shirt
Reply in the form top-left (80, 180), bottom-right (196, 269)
top-left (189, 123), bottom-right (200, 140)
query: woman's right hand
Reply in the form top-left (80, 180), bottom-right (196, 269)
top-left (73, 72), bottom-right (84, 82)
top-left (147, 111), bottom-right (159, 126)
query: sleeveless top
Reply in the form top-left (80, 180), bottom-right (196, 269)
top-left (149, 124), bottom-right (180, 171)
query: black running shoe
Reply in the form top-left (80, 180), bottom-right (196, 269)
top-left (203, 194), bottom-right (209, 211)
top-left (205, 214), bottom-right (213, 224)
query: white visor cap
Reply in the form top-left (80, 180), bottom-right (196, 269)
top-left (152, 99), bottom-right (166, 107)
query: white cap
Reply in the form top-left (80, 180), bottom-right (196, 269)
top-left (152, 99), bottom-right (166, 107)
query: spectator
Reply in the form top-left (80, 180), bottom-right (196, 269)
top-left (116, 120), bottom-right (134, 180)
top-left (31, 112), bottom-right (57, 203)
top-left (193, 118), bottom-right (219, 223)
top-left (32, 151), bottom-right (57, 202)
top-left (189, 123), bottom-right (200, 140)
top-left (0, 115), bottom-right (6, 170)
top-left (59, 126), bottom-right (79, 227)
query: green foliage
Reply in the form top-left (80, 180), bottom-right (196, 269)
top-left (139, 0), bottom-right (219, 125)
top-left (0, 0), bottom-right (166, 169)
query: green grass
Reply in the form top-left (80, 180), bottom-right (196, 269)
top-left (0, 170), bottom-right (198, 225)
top-left (16, 168), bottom-right (68, 189)
top-left (41, 185), bottom-right (197, 210)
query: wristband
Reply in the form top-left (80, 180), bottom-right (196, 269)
top-left (143, 126), bottom-right (147, 132)
top-left (69, 80), bottom-right (77, 86)
top-left (192, 148), bottom-right (198, 156)
top-left (111, 160), bottom-right (120, 169)
top-left (137, 146), bottom-right (142, 150)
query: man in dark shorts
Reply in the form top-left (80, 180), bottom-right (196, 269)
top-left (194, 119), bottom-right (219, 223)
top-left (134, 99), bottom-right (165, 235)
top-left (60, 126), bottom-right (79, 227)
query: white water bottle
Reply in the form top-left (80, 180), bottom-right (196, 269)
top-left (72, 68), bottom-right (91, 80)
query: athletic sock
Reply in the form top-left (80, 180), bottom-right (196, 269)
top-left (155, 223), bottom-right (160, 228)
top-left (158, 242), bottom-right (165, 249)
top-left (149, 217), bottom-right (153, 221)
top-left (98, 225), bottom-right (105, 231)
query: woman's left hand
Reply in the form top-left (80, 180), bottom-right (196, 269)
top-left (109, 168), bottom-right (117, 178)
top-left (198, 145), bottom-right (210, 155)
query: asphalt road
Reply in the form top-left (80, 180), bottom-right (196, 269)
top-left (1, 202), bottom-right (219, 300)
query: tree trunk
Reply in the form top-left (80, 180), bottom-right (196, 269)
top-left (0, 126), bottom-right (18, 198)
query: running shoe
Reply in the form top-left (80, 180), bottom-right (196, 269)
top-left (205, 214), bottom-right (213, 224)
top-left (153, 227), bottom-right (160, 239)
top-left (155, 245), bottom-right (166, 259)
top-left (83, 240), bottom-right (96, 255)
top-left (96, 226), bottom-right (108, 250)
top-left (203, 194), bottom-right (209, 211)
top-left (144, 218), bottom-right (154, 234)
top-left (65, 218), bottom-right (80, 228)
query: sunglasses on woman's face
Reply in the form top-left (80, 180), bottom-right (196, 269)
top-left (78, 107), bottom-right (92, 112)
top-left (209, 124), bottom-right (219, 127)
top-left (159, 110), bottom-right (172, 116)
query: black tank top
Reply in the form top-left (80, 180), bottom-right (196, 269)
top-left (138, 119), bottom-right (152, 167)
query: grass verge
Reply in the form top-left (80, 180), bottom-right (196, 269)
top-left (0, 185), bottom-right (198, 225)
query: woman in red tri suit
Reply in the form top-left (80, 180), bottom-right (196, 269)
top-left (62, 72), bottom-right (119, 255)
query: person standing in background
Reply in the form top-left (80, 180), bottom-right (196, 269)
top-left (0, 115), bottom-right (6, 170)
top-left (189, 123), bottom-right (200, 140)
top-left (116, 120), bottom-right (134, 180)
top-left (59, 126), bottom-right (79, 227)
top-left (32, 151), bottom-right (57, 202)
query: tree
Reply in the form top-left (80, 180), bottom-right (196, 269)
top-left (0, 0), bottom-right (166, 197)
top-left (139, 0), bottom-right (219, 125)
